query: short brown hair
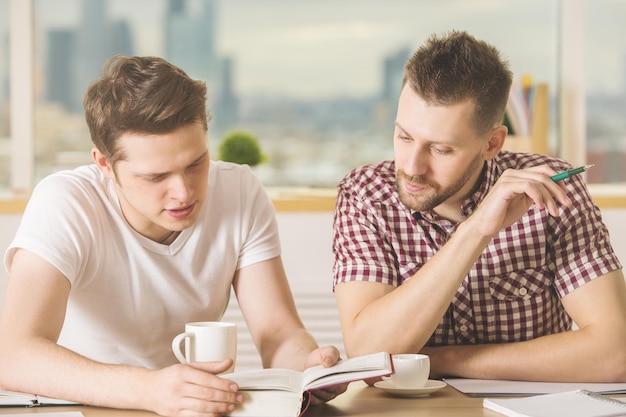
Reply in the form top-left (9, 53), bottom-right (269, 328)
top-left (83, 55), bottom-right (209, 167)
top-left (403, 31), bottom-right (513, 134)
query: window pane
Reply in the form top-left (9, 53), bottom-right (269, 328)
top-left (585, 0), bottom-right (626, 184)
top-left (0, 0), bottom-right (9, 191)
top-left (33, 0), bottom-right (558, 187)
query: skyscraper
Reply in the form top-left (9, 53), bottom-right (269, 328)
top-left (165, 0), bottom-right (237, 132)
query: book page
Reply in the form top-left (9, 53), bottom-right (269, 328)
top-left (0, 413), bottom-right (84, 417)
top-left (227, 368), bottom-right (303, 392)
top-left (0, 389), bottom-right (78, 407)
top-left (302, 351), bottom-right (392, 390)
top-left (229, 390), bottom-right (302, 417)
top-left (0, 389), bottom-right (36, 406)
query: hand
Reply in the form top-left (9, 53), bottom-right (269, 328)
top-left (303, 346), bottom-right (348, 405)
top-left (308, 382), bottom-right (348, 405)
top-left (304, 345), bottom-right (341, 369)
top-left (144, 359), bottom-right (242, 417)
top-left (468, 165), bottom-right (572, 238)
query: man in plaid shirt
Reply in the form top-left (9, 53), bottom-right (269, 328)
top-left (332, 31), bottom-right (626, 382)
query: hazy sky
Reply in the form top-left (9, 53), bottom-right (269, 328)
top-left (27, 0), bottom-right (626, 98)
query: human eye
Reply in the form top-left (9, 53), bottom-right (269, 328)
top-left (145, 174), bottom-right (166, 183)
top-left (431, 146), bottom-right (452, 155)
top-left (187, 156), bottom-right (207, 171)
top-left (396, 133), bottom-right (412, 143)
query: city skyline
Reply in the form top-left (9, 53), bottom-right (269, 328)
top-left (1, 0), bottom-right (624, 99)
top-left (3, 1), bottom-right (626, 186)
top-left (34, 0), bottom-right (562, 99)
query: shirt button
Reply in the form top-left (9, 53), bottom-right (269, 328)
top-left (519, 287), bottom-right (528, 296)
top-left (459, 325), bottom-right (468, 332)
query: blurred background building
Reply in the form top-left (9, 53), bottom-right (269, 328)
top-left (1, 0), bottom-right (626, 188)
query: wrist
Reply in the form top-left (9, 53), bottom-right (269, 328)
top-left (453, 218), bottom-right (494, 248)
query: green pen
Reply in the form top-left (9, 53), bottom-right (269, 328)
top-left (550, 164), bottom-right (594, 182)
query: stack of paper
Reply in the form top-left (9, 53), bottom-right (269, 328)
top-left (483, 390), bottom-right (626, 417)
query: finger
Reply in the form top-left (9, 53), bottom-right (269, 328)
top-left (511, 165), bottom-right (573, 208)
top-left (174, 366), bottom-right (243, 414)
top-left (500, 169), bottom-right (570, 216)
top-left (523, 183), bottom-right (563, 217)
top-left (181, 380), bottom-right (242, 406)
top-left (308, 383), bottom-right (347, 404)
top-left (177, 394), bottom-right (240, 417)
top-left (182, 361), bottom-right (240, 395)
top-left (317, 346), bottom-right (341, 367)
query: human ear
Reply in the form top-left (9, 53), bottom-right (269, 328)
top-left (483, 125), bottom-right (507, 159)
top-left (92, 148), bottom-right (115, 179)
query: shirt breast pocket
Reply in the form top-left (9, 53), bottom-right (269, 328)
top-left (489, 269), bottom-right (553, 301)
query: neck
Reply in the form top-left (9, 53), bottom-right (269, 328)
top-left (158, 230), bottom-right (178, 245)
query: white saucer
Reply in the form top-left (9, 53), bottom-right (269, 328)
top-left (374, 379), bottom-right (447, 397)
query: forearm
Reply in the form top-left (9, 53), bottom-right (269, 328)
top-left (0, 335), bottom-right (152, 410)
top-left (427, 326), bottom-right (626, 382)
top-left (340, 220), bottom-right (492, 356)
top-left (259, 326), bottom-right (319, 371)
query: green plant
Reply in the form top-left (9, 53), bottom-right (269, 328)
top-left (217, 130), bottom-right (267, 167)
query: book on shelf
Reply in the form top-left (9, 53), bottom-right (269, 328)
top-left (0, 389), bottom-right (79, 407)
top-left (505, 82), bottom-right (532, 137)
top-left (226, 351), bottom-right (393, 417)
top-left (483, 389), bottom-right (626, 417)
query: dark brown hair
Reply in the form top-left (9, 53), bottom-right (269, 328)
top-left (403, 31), bottom-right (513, 134)
top-left (83, 55), bottom-right (209, 167)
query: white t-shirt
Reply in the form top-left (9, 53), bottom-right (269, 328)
top-left (4, 161), bottom-right (281, 369)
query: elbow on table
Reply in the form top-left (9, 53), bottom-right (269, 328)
top-left (342, 331), bottom-right (390, 358)
top-left (605, 348), bottom-right (626, 382)
top-left (342, 331), bottom-right (426, 359)
top-left (0, 346), bottom-right (19, 389)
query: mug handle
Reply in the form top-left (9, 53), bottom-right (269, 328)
top-left (172, 331), bottom-right (193, 363)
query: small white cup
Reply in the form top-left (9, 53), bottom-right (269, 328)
top-left (172, 321), bottom-right (237, 373)
top-left (390, 353), bottom-right (430, 389)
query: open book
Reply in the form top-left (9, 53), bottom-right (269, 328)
top-left (0, 389), bottom-right (79, 407)
top-left (484, 390), bottom-right (626, 417)
top-left (226, 351), bottom-right (393, 417)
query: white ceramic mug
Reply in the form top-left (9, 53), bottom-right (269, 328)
top-left (172, 321), bottom-right (237, 373)
top-left (390, 353), bottom-right (430, 389)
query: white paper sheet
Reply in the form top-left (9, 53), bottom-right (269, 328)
top-left (444, 378), bottom-right (626, 397)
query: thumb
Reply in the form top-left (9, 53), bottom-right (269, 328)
top-left (315, 346), bottom-right (341, 368)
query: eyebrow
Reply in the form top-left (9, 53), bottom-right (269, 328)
top-left (136, 151), bottom-right (208, 178)
top-left (394, 121), bottom-right (457, 146)
top-left (394, 122), bottom-right (415, 140)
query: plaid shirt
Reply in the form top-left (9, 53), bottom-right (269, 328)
top-left (333, 151), bottom-right (622, 346)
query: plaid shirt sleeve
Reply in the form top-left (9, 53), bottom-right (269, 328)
top-left (549, 174), bottom-right (622, 297)
top-left (332, 164), bottom-right (402, 288)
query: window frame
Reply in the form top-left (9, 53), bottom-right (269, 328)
top-left (5, 0), bottom-right (624, 203)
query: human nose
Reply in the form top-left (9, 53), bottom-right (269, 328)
top-left (168, 174), bottom-right (192, 201)
top-left (403, 145), bottom-right (428, 177)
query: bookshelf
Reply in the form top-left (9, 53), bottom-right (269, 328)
top-left (502, 83), bottom-right (549, 155)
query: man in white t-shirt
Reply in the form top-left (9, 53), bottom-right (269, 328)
top-left (0, 55), bottom-right (345, 416)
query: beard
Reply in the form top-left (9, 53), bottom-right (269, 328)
top-left (396, 154), bottom-right (484, 212)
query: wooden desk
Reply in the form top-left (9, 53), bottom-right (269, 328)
top-left (306, 382), bottom-right (501, 417)
top-left (0, 382), bottom-right (504, 416)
